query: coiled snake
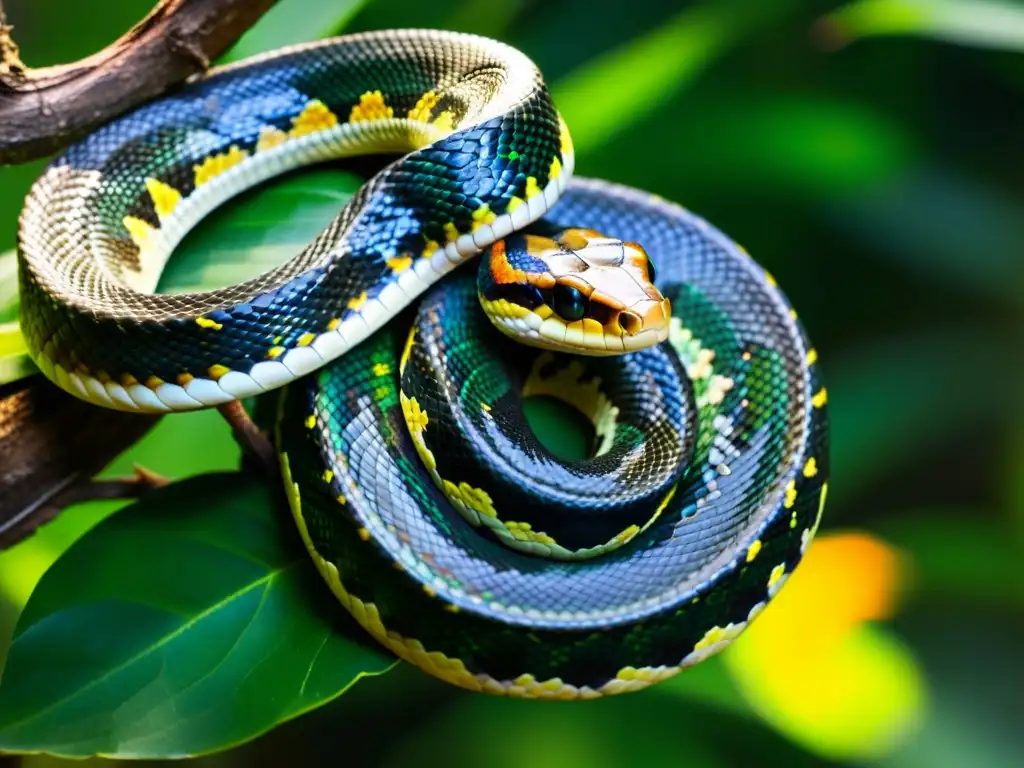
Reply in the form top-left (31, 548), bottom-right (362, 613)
top-left (17, 30), bottom-right (828, 699)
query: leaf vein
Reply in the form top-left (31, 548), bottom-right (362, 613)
top-left (0, 560), bottom-right (300, 736)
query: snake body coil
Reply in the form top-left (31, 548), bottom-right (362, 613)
top-left (17, 30), bottom-right (828, 698)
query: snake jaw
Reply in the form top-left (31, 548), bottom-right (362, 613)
top-left (478, 228), bottom-right (671, 355)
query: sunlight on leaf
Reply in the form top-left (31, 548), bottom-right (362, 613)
top-left (0, 250), bottom-right (17, 324)
top-left (552, 0), bottom-right (797, 156)
top-left (724, 532), bottom-right (926, 761)
top-left (223, 0), bottom-right (370, 63)
top-left (1, 164), bottom-right (366, 616)
top-left (0, 474), bottom-right (394, 759)
top-left (819, 0), bottom-right (1024, 51)
top-left (0, 408), bottom-right (239, 612)
top-left (829, 167), bottom-right (1024, 307)
top-left (599, 94), bottom-right (912, 198)
top-left (158, 169), bottom-right (363, 294)
top-left (732, 624), bottom-right (925, 759)
top-left (0, 322), bottom-right (33, 386)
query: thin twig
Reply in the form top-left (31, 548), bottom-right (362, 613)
top-left (1, 376), bottom-right (160, 549)
top-left (0, 464), bottom-right (169, 549)
top-left (0, 0), bottom-right (280, 164)
top-left (217, 400), bottom-right (277, 475)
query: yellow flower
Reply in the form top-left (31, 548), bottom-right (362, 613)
top-left (722, 532), bottom-right (926, 761)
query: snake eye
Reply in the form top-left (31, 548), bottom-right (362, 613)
top-left (646, 256), bottom-right (658, 285)
top-left (553, 284), bottom-right (586, 322)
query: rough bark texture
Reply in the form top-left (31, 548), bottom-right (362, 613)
top-left (0, 376), bottom-right (161, 549)
top-left (0, 0), bottom-right (279, 164)
top-left (0, 0), bottom-right (279, 545)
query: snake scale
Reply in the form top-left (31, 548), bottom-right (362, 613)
top-left (16, 30), bottom-right (828, 699)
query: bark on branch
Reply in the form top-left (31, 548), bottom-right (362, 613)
top-left (0, 0), bottom-right (279, 164)
top-left (0, 376), bottom-right (161, 549)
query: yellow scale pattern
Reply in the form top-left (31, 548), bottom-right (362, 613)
top-left (105, 78), bottom-right (719, 695)
top-left (114, 79), bottom-right (573, 385)
top-left (279, 448), bottom-right (698, 699)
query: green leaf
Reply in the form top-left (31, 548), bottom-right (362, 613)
top-left (0, 323), bottom-right (33, 386)
top-left (0, 473), bottom-right (394, 759)
top-left (0, 406), bottom-right (240, 613)
top-left (0, 250), bottom-right (17, 324)
top-left (872, 511), bottom-right (1024, 609)
top-left (158, 169), bottom-right (364, 294)
top-left (819, 0), bottom-right (1024, 52)
top-left (222, 0), bottom-right (370, 63)
top-left (389, 684), bottom-right (727, 768)
top-left (551, 0), bottom-right (798, 156)
top-left (0, 251), bottom-right (35, 385)
top-left (827, 327), bottom-right (1016, 505)
top-left (595, 94), bottom-right (913, 199)
top-left (0, 172), bottom-right (364, 378)
top-left (725, 623), bottom-right (926, 761)
top-left (655, 655), bottom-right (752, 720)
top-left (828, 167), bottom-right (1024, 306)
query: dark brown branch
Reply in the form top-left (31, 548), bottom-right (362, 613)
top-left (0, 0), bottom-right (280, 164)
top-left (0, 467), bottom-right (170, 549)
top-left (0, 376), bottom-right (160, 549)
top-left (217, 400), bottom-right (277, 476)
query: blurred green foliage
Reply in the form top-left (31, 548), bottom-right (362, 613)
top-left (1, 0), bottom-right (1023, 765)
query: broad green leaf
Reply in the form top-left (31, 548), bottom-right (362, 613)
top-left (0, 406), bottom-right (239, 613)
top-left (0, 250), bottom-right (17, 324)
top-left (0, 473), bottom-right (394, 758)
top-left (828, 167), bottom-right (1024, 306)
top-left (0, 323), bottom-right (33, 386)
top-left (827, 327), bottom-right (1016, 505)
top-left (389, 686), bottom-right (727, 768)
top-left (158, 169), bottom-right (364, 294)
top-left (872, 511), bottom-right (1024, 608)
top-left (551, 0), bottom-right (797, 156)
top-left (727, 623), bottom-right (925, 761)
top-left (595, 94), bottom-right (913, 198)
top-left (222, 0), bottom-right (370, 63)
top-left (723, 533), bottom-right (926, 761)
top-left (655, 655), bottom-right (751, 720)
top-left (819, 0), bottom-right (1024, 52)
top-left (0, 252), bottom-right (34, 385)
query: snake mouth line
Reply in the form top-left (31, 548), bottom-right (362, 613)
top-left (489, 310), bottom-right (670, 355)
top-left (34, 152), bottom-right (575, 413)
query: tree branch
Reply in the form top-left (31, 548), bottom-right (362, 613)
top-left (217, 400), bottom-right (278, 477)
top-left (0, 0), bottom-right (280, 164)
top-left (0, 376), bottom-right (160, 549)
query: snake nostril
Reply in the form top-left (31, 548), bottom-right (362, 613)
top-left (618, 311), bottom-right (642, 335)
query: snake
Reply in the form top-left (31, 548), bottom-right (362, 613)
top-left (16, 30), bottom-right (828, 699)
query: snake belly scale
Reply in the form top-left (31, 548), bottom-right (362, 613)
top-left (16, 30), bottom-right (828, 699)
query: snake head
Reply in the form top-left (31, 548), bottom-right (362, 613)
top-left (478, 228), bottom-right (671, 355)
